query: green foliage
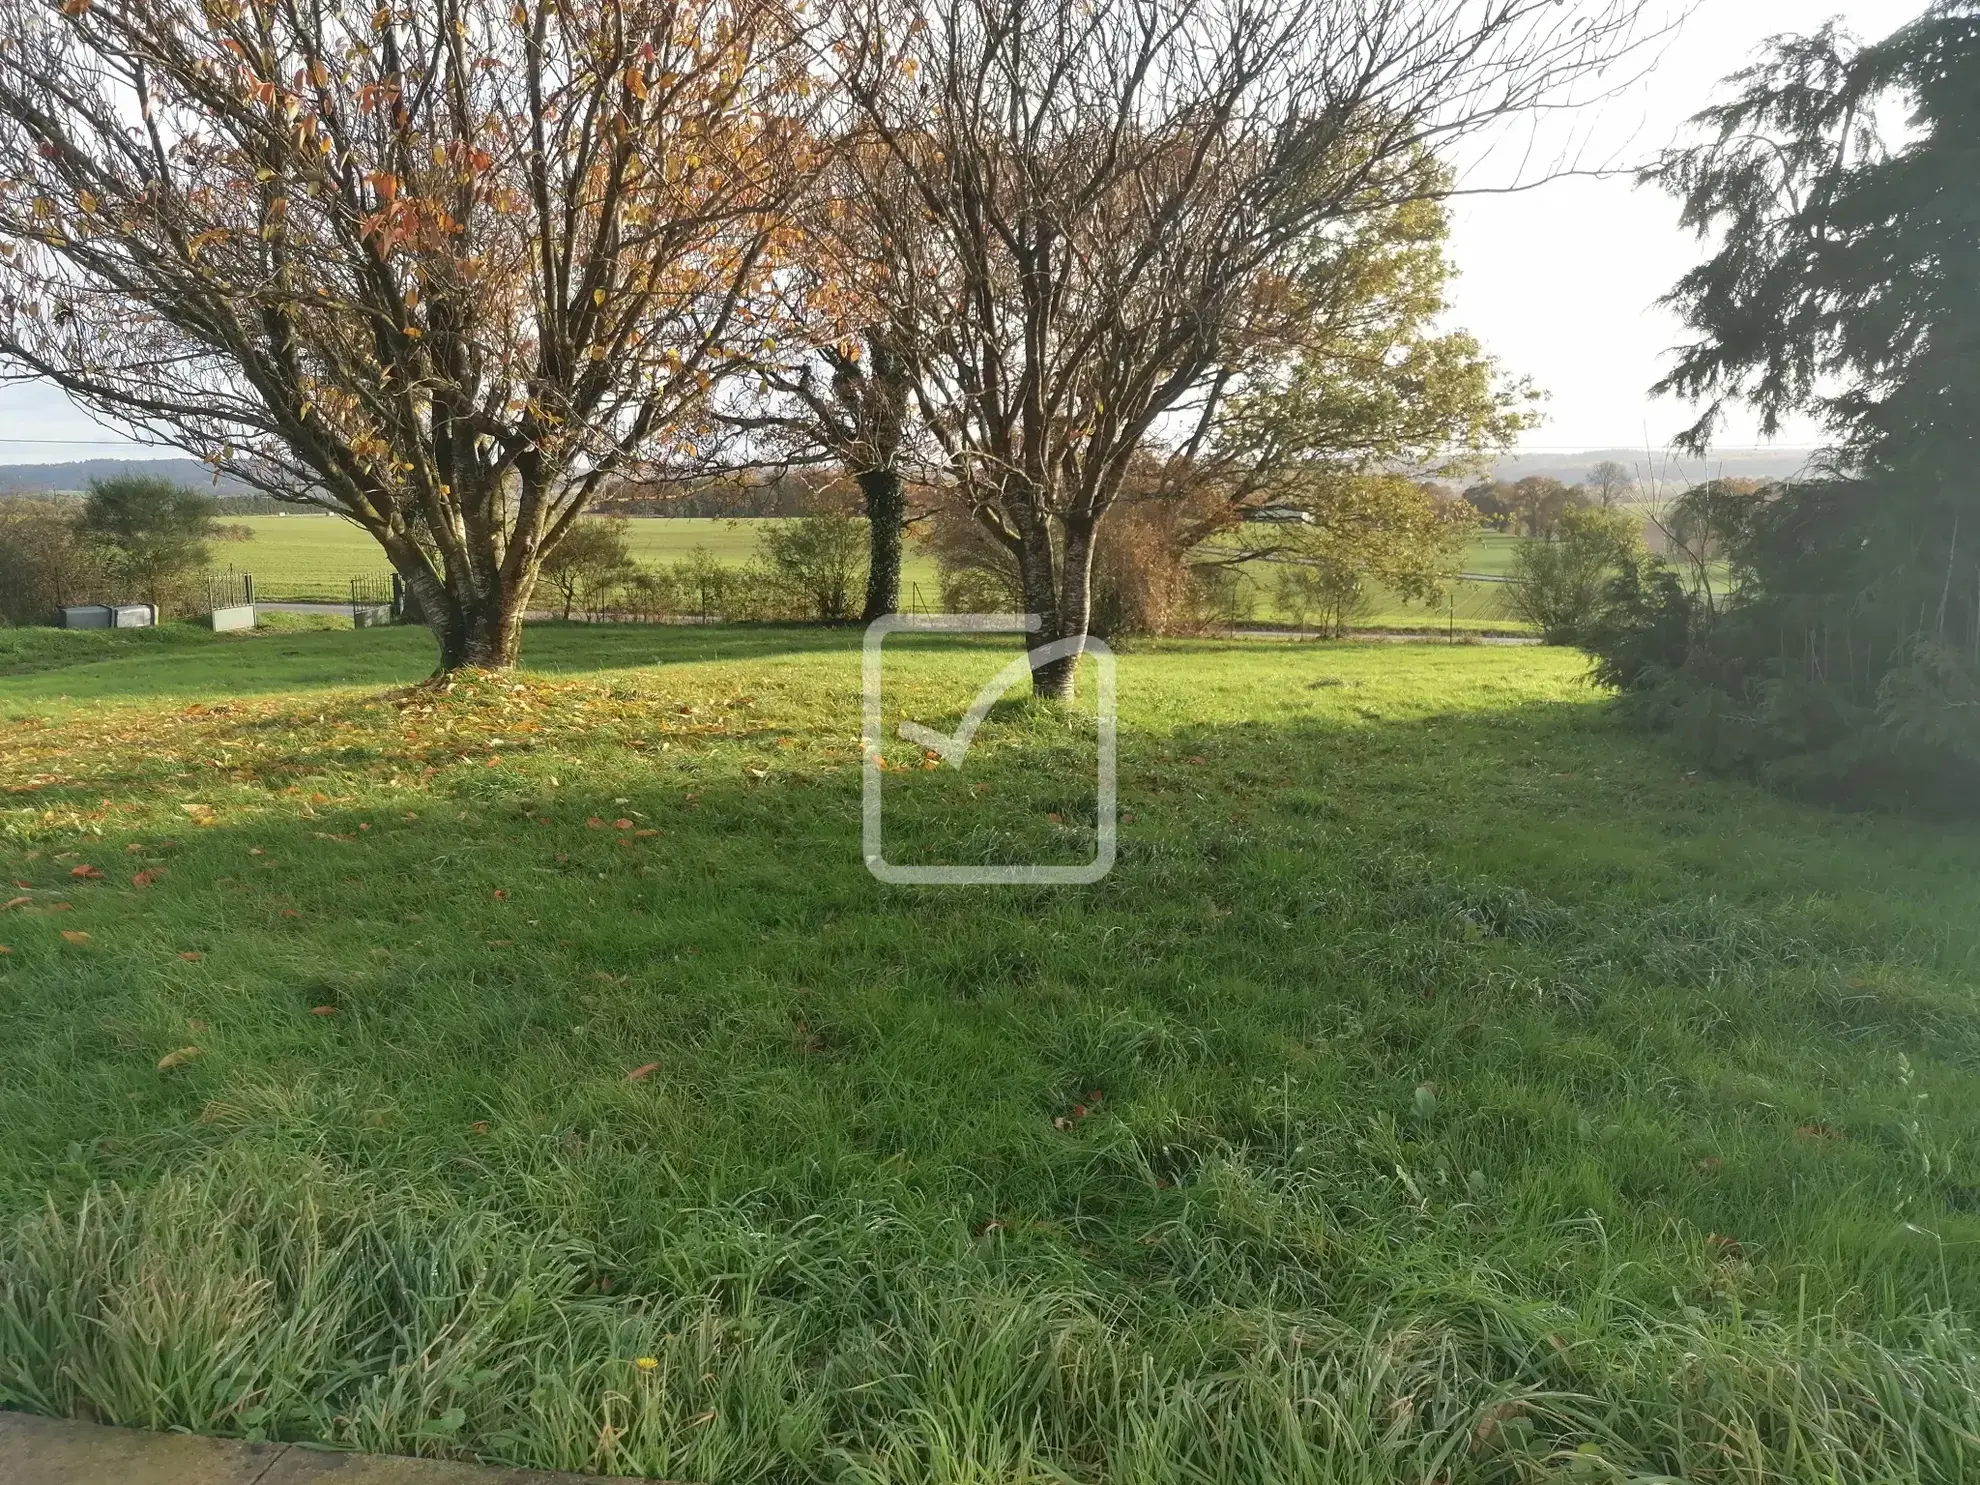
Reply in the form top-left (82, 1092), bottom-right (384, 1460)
top-left (1271, 556), bottom-right (1370, 637)
top-left (1219, 169), bottom-right (1538, 483)
top-left (1507, 504), bottom-right (1643, 644)
top-left (539, 517), bottom-right (636, 621)
top-left (755, 510), bottom-right (870, 621)
top-left (1464, 476), bottom-right (1588, 539)
top-left (1603, 7), bottom-right (1980, 806)
top-left (78, 475), bottom-right (221, 615)
top-left (0, 498), bottom-right (113, 625)
top-left (1, 627), bottom-right (1978, 1477)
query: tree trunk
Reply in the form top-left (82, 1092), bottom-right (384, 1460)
top-left (397, 555), bottom-right (532, 674)
top-left (859, 464), bottom-right (907, 622)
top-left (1022, 515), bottom-right (1098, 702)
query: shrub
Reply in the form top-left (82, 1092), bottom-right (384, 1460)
top-left (755, 511), bottom-right (869, 621)
top-left (0, 498), bottom-right (114, 624)
top-left (79, 475), bottom-right (221, 617)
top-left (1577, 477), bottom-right (1980, 810)
top-left (1507, 504), bottom-right (1642, 644)
top-left (1273, 557), bottom-right (1373, 637)
top-left (540, 518), bottom-right (637, 620)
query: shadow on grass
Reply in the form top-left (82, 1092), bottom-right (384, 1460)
top-left (0, 620), bottom-right (871, 711)
top-left (4, 658), bottom-right (1980, 1475)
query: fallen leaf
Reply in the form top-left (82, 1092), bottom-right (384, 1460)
top-left (0, 945), bottom-right (12, 955)
top-left (626, 1061), bottom-right (661, 1081)
top-left (587, 817), bottom-right (605, 829)
top-left (132, 869), bottom-right (163, 888)
top-left (2, 897), bottom-right (28, 912)
top-left (309, 1005), bottom-right (337, 1016)
top-left (69, 864), bottom-right (103, 879)
top-left (1186, 755), bottom-right (1207, 766)
top-left (469, 1120), bottom-right (489, 1135)
top-left (634, 828), bottom-right (658, 838)
top-left (613, 818), bottom-right (634, 830)
top-left (60, 930), bottom-right (90, 945)
top-left (178, 950), bottom-right (204, 961)
top-left (491, 889), bottom-right (509, 900)
top-left (180, 803), bottom-right (217, 825)
top-left (157, 1046), bottom-right (201, 1071)
top-left (278, 908), bottom-right (300, 919)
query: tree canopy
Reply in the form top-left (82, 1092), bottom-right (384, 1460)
top-left (0, 0), bottom-right (820, 667)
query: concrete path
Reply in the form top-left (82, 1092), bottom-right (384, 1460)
top-left (0, 1413), bottom-right (606, 1485)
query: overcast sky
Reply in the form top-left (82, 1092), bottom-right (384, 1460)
top-left (0, 0), bottom-right (1914, 465)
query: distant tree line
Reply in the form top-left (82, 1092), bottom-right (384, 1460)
top-left (1463, 460), bottom-right (1638, 540)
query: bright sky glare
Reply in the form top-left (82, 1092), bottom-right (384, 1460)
top-left (1443, 0), bottom-right (1910, 453)
top-left (0, 0), bottom-right (1917, 464)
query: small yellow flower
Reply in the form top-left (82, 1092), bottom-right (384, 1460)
top-left (634, 1356), bottom-right (659, 1371)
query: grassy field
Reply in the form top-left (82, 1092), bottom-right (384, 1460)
top-left (228, 515), bottom-right (949, 607)
top-left (3, 621), bottom-right (1977, 1480)
top-left (225, 514), bottom-right (1524, 630)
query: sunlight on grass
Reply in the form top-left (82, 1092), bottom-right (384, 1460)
top-left (2, 624), bottom-right (1977, 1480)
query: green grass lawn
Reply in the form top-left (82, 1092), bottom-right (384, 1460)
top-left (2, 622), bottom-right (1978, 1481)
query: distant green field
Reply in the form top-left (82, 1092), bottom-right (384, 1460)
top-left (231, 514), bottom-right (946, 604)
top-left (230, 512), bottom-right (1527, 629)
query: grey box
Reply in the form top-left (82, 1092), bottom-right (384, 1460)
top-left (58, 605), bottom-right (112, 629)
top-left (110, 603), bottom-right (155, 628)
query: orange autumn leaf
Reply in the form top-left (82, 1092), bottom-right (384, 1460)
top-left (626, 1061), bottom-right (661, 1082)
top-left (132, 869), bottom-right (163, 888)
top-left (178, 950), bottom-right (204, 961)
top-left (2, 897), bottom-right (28, 912)
top-left (60, 930), bottom-right (90, 945)
top-left (492, 888), bottom-right (509, 900)
top-left (613, 818), bottom-right (633, 830)
top-left (0, 945), bottom-right (12, 954)
top-left (309, 1004), bottom-right (337, 1016)
top-left (69, 864), bottom-right (103, 879)
top-left (157, 1046), bottom-right (200, 1070)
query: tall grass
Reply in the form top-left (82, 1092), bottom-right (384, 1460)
top-left (5, 1170), bottom-right (1980, 1481)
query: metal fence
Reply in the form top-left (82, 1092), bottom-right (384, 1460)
top-left (205, 568), bottom-right (255, 612)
